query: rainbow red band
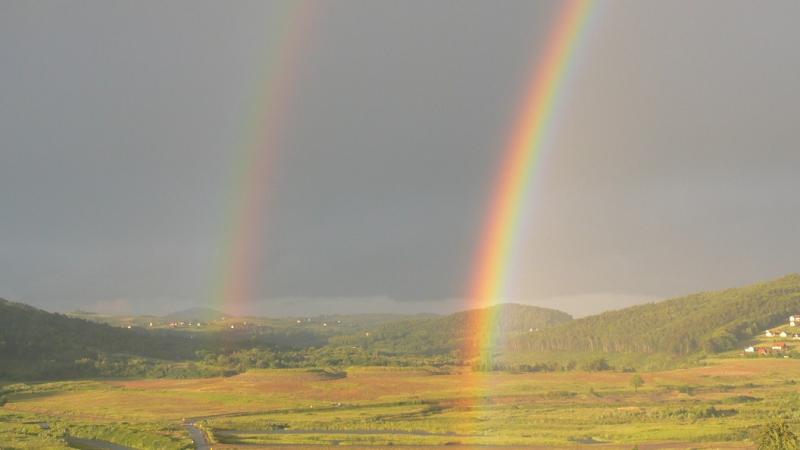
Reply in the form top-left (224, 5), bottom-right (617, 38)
top-left (214, 1), bottom-right (317, 316)
top-left (467, 0), bottom-right (595, 362)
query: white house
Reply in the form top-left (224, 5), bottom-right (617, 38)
top-left (766, 330), bottom-right (774, 337)
top-left (780, 331), bottom-right (789, 338)
top-left (744, 346), bottom-right (755, 353)
top-left (793, 334), bottom-right (800, 340)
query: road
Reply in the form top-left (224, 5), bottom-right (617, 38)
top-left (184, 421), bottom-right (212, 450)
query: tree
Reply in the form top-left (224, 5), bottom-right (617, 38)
top-left (630, 374), bottom-right (644, 392)
top-left (581, 358), bottom-right (610, 372)
top-left (759, 421), bottom-right (800, 450)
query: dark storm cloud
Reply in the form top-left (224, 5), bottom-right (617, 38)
top-left (1, 1), bottom-right (799, 314)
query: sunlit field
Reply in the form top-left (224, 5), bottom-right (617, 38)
top-left (3, 357), bottom-right (799, 449)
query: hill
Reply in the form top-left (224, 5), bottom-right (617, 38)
top-left (7, 275), bottom-right (800, 380)
top-left (331, 303), bottom-right (573, 355)
top-left (0, 298), bottom-right (216, 379)
top-left (66, 310), bottom-right (160, 328)
top-left (0, 299), bottom-right (440, 379)
top-left (508, 274), bottom-right (800, 355)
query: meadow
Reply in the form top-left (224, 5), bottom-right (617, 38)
top-left (2, 357), bottom-right (798, 449)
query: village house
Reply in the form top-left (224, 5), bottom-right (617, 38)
top-left (765, 330), bottom-right (774, 337)
top-left (780, 331), bottom-right (789, 338)
top-left (757, 347), bottom-right (771, 356)
top-left (744, 346), bottom-right (755, 353)
top-left (771, 342), bottom-right (788, 352)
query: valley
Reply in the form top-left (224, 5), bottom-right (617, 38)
top-left (3, 275), bottom-right (800, 448)
top-left (2, 358), bottom-right (799, 448)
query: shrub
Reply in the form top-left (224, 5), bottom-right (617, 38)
top-left (630, 374), bottom-right (644, 392)
top-left (722, 395), bottom-right (761, 404)
top-left (676, 385), bottom-right (695, 395)
top-left (758, 421), bottom-right (799, 450)
top-left (581, 358), bottom-right (611, 372)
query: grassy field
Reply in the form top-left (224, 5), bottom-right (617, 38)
top-left (2, 358), bottom-right (800, 449)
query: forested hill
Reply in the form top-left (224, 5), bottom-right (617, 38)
top-left (0, 298), bottom-right (200, 377)
top-left (508, 274), bottom-right (800, 355)
top-left (331, 303), bottom-right (573, 355)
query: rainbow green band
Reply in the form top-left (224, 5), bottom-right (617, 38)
top-left (213, 1), bottom-right (317, 316)
top-left (468, 0), bottom-right (595, 362)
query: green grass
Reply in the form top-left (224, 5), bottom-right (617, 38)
top-left (0, 408), bottom-right (191, 449)
top-left (66, 422), bottom-right (192, 449)
top-left (202, 359), bottom-right (800, 446)
top-left (0, 409), bottom-right (71, 449)
top-left (3, 358), bottom-right (799, 448)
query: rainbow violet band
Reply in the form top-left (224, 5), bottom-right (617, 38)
top-left (466, 0), bottom-right (595, 364)
top-left (214, 1), bottom-right (317, 317)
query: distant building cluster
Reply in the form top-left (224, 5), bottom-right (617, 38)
top-left (225, 321), bottom-right (251, 330)
top-left (168, 321), bottom-right (203, 328)
top-left (293, 318), bottom-right (343, 328)
top-left (744, 314), bottom-right (800, 356)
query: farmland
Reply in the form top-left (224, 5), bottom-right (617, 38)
top-left (2, 357), bottom-right (799, 449)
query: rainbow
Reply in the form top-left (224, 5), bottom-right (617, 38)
top-left (466, 0), bottom-right (595, 363)
top-left (212, 1), bottom-right (317, 317)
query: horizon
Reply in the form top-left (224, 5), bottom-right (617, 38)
top-left (13, 272), bottom-right (800, 320)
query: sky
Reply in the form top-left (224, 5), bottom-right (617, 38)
top-left (1, 1), bottom-right (799, 317)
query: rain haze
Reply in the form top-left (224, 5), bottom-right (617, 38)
top-left (1, 0), bottom-right (799, 318)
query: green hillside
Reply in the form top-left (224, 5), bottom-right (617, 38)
top-left (6, 275), bottom-right (800, 380)
top-left (331, 303), bottom-right (573, 355)
top-left (0, 299), bottom-right (450, 379)
top-left (508, 274), bottom-right (800, 355)
top-left (0, 298), bottom-right (202, 379)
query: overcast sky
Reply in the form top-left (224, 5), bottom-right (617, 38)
top-left (2, 1), bottom-right (799, 317)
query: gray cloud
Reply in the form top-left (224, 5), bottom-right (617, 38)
top-left (1, 1), bottom-right (799, 315)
